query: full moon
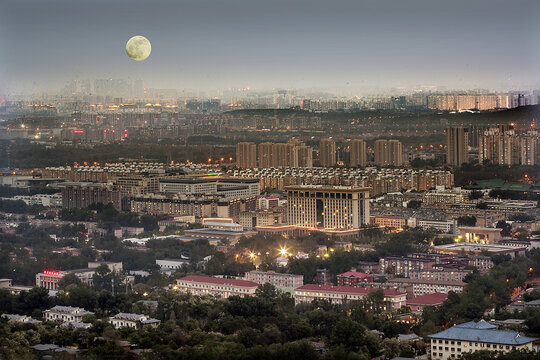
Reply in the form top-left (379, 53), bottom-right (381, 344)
top-left (126, 36), bottom-right (151, 61)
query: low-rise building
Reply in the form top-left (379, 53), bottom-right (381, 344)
top-left (379, 257), bottom-right (436, 277)
top-left (337, 271), bottom-right (373, 286)
top-left (43, 306), bottom-right (93, 323)
top-left (387, 278), bottom-right (466, 296)
top-left (156, 259), bottom-right (190, 271)
top-left (370, 216), bottom-right (407, 229)
top-left (409, 269), bottom-right (472, 282)
top-left (244, 270), bottom-right (303, 288)
top-left (35, 261), bottom-right (122, 290)
top-left (109, 313), bottom-right (160, 329)
top-left (176, 275), bottom-right (259, 298)
top-left (239, 210), bottom-right (283, 230)
top-left (428, 320), bottom-right (538, 360)
top-left (1, 314), bottom-right (41, 324)
top-left (294, 284), bottom-right (406, 310)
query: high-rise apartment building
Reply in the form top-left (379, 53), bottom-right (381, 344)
top-left (319, 139), bottom-right (336, 167)
top-left (374, 139), bottom-right (403, 166)
top-left (350, 139), bottom-right (367, 167)
top-left (286, 185), bottom-right (370, 230)
top-left (257, 140), bottom-right (312, 168)
top-left (520, 131), bottom-right (538, 165)
top-left (446, 126), bottom-right (469, 166)
top-left (236, 142), bottom-right (257, 169)
top-left (479, 127), bottom-right (539, 166)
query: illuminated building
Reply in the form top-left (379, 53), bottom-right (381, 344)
top-left (35, 262), bottom-right (122, 290)
top-left (286, 185), bottom-right (370, 229)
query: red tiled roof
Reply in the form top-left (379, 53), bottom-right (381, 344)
top-left (338, 271), bottom-right (371, 278)
top-left (295, 284), bottom-right (404, 297)
top-left (178, 275), bottom-right (258, 288)
top-left (407, 292), bottom-right (448, 306)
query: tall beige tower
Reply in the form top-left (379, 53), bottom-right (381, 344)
top-left (350, 139), bottom-right (367, 167)
top-left (236, 142), bottom-right (257, 168)
top-left (446, 126), bottom-right (469, 166)
top-left (319, 138), bottom-right (336, 167)
top-left (374, 139), bottom-right (402, 166)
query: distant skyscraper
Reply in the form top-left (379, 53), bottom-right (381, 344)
top-left (236, 142), bottom-right (257, 169)
top-left (446, 126), bottom-right (469, 166)
top-left (350, 139), bottom-right (367, 167)
top-left (374, 139), bottom-right (403, 166)
top-left (319, 138), bottom-right (336, 167)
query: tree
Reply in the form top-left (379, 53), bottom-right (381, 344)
top-left (468, 190), bottom-right (483, 200)
top-left (476, 202), bottom-right (488, 209)
top-left (457, 215), bottom-right (476, 226)
top-left (496, 220), bottom-right (512, 237)
top-left (92, 264), bottom-right (112, 291)
top-left (57, 273), bottom-right (83, 290)
top-left (407, 200), bottom-right (422, 210)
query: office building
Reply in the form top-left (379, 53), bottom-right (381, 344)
top-left (176, 275), bottom-right (259, 298)
top-left (429, 320), bottom-right (538, 360)
top-left (374, 139), bottom-right (403, 166)
top-left (446, 126), bottom-right (469, 166)
top-left (286, 185), bottom-right (370, 230)
top-left (387, 277), bottom-right (466, 296)
top-left (35, 262), bottom-right (122, 291)
top-left (294, 285), bottom-right (406, 309)
top-left (244, 270), bottom-right (303, 288)
top-left (319, 138), bottom-right (336, 167)
top-left (236, 142), bottom-right (257, 168)
top-left (350, 139), bottom-right (367, 167)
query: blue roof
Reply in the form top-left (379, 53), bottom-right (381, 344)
top-left (455, 320), bottom-right (496, 329)
top-left (428, 322), bottom-right (538, 345)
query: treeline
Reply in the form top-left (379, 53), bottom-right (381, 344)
top-left (59, 203), bottom-right (159, 231)
top-left (0, 198), bottom-right (44, 215)
top-left (454, 163), bottom-right (540, 187)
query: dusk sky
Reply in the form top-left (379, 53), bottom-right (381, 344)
top-left (1, 0), bottom-right (539, 94)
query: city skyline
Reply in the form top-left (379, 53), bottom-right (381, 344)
top-left (1, 0), bottom-right (540, 95)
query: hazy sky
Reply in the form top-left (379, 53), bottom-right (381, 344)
top-left (1, 0), bottom-right (539, 94)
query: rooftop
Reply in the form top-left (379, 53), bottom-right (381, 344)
top-left (407, 292), bottom-right (448, 306)
top-left (428, 320), bottom-right (537, 345)
top-left (338, 271), bottom-right (371, 278)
